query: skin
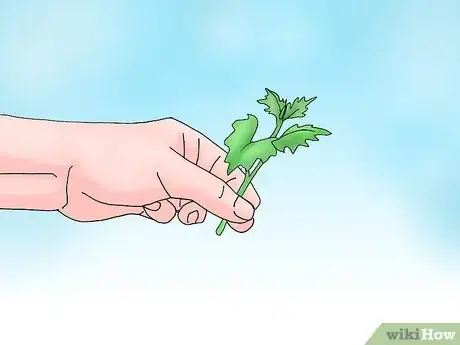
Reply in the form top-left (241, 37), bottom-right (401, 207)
top-left (0, 115), bottom-right (260, 233)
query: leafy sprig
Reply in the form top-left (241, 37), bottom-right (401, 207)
top-left (215, 88), bottom-right (331, 236)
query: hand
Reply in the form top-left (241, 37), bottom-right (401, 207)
top-left (60, 118), bottom-right (260, 233)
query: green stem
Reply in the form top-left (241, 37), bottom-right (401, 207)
top-left (271, 118), bottom-right (283, 138)
top-left (215, 119), bottom-right (284, 236)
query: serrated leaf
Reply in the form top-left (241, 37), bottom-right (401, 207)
top-left (257, 88), bottom-right (287, 120)
top-left (283, 96), bottom-right (317, 120)
top-left (273, 124), bottom-right (331, 154)
top-left (224, 114), bottom-right (278, 174)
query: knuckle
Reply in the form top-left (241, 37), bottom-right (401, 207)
top-left (230, 172), bottom-right (244, 183)
top-left (226, 172), bottom-right (244, 191)
top-left (220, 183), bottom-right (236, 201)
top-left (160, 117), bottom-right (176, 125)
top-left (161, 117), bottom-right (180, 129)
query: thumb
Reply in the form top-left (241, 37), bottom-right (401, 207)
top-left (159, 155), bottom-right (255, 223)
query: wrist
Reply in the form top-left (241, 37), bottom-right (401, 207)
top-left (0, 115), bottom-right (75, 210)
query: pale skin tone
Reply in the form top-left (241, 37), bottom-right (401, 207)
top-left (0, 115), bottom-right (260, 233)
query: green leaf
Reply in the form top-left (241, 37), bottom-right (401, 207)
top-left (273, 124), bottom-right (331, 154)
top-left (224, 114), bottom-right (278, 174)
top-left (283, 96), bottom-right (317, 120)
top-left (257, 88), bottom-right (287, 120)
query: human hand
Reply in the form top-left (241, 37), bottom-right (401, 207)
top-left (60, 118), bottom-right (260, 233)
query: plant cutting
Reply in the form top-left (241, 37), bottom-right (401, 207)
top-left (215, 88), bottom-right (331, 236)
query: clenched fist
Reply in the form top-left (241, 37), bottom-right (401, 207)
top-left (0, 115), bottom-right (260, 233)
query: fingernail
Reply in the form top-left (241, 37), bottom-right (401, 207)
top-left (187, 210), bottom-right (199, 224)
top-left (234, 197), bottom-right (255, 220)
top-left (148, 202), bottom-right (161, 211)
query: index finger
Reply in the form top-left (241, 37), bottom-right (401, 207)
top-left (172, 120), bottom-right (261, 209)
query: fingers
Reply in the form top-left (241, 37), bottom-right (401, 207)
top-left (211, 159), bottom-right (261, 210)
top-left (177, 200), bottom-right (207, 225)
top-left (141, 193), bottom-right (253, 233)
top-left (169, 198), bottom-right (207, 225)
top-left (142, 198), bottom-right (207, 225)
top-left (141, 195), bottom-right (254, 233)
top-left (159, 155), bottom-right (255, 223)
top-left (166, 121), bottom-right (260, 210)
top-left (143, 199), bottom-right (176, 223)
top-left (226, 175), bottom-right (261, 209)
top-left (224, 177), bottom-right (259, 231)
top-left (229, 218), bottom-right (255, 233)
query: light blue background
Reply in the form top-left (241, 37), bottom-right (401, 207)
top-left (0, 0), bottom-right (459, 343)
